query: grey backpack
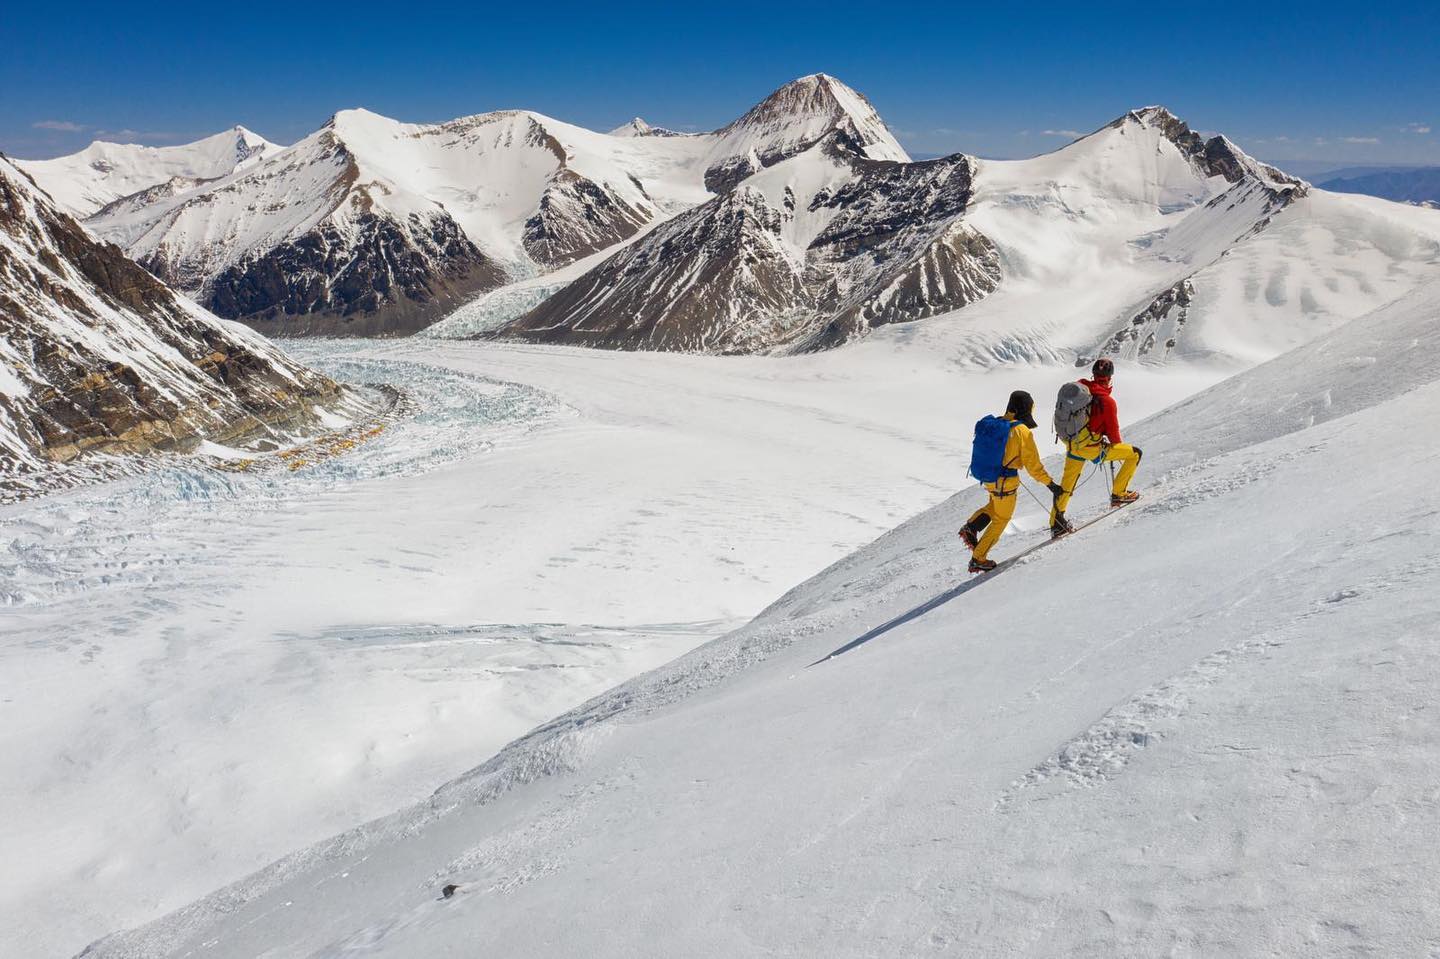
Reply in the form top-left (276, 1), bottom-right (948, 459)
top-left (1053, 381), bottom-right (1094, 441)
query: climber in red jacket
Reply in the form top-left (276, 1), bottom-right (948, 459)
top-left (1050, 357), bottom-right (1142, 535)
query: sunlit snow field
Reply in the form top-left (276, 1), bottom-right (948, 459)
top-left (0, 329), bottom-right (1220, 956)
top-left (6, 166), bottom-right (1439, 955)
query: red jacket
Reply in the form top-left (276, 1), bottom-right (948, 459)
top-left (1081, 378), bottom-right (1121, 443)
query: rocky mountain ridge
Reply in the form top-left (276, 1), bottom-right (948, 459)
top-left (19, 81), bottom-right (1348, 358)
top-left (55, 75), bottom-right (908, 336)
top-left (496, 103), bottom-right (1314, 355)
top-left (0, 155), bottom-right (341, 472)
top-left (503, 136), bottom-right (996, 352)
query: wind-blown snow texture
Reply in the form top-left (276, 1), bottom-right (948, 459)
top-left (80, 278), bottom-right (1440, 957)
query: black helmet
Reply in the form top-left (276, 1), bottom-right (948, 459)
top-left (1092, 357), bottom-right (1115, 379)
top-left (1005, 389), bottom-right (1037, 428)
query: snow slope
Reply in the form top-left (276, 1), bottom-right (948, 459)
top-left (0, 330), bottom-right (1218, 958)
top-left (79, 281), bottom-right (1440, 956)
top-left (838, 122), bottom-right (1440, 371)
top-left (17, 127), bottom-right (280, 218)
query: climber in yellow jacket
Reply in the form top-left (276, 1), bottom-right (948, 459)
top-left (959, 390), bottom-right (1064, 572)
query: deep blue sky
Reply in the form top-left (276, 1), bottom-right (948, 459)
top-left (4, 0), bottom-right (1437, 170)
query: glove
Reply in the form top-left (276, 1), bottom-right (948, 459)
top-left (1047, 482), bottom-right (1064, 497)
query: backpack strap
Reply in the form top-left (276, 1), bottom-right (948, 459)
top-left (1066, 426), bottom-right (1108, 463)
top-left (1000, 420), bottom-right (1023, 477)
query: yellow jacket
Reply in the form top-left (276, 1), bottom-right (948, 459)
top-left (986, 418), bottom-right (1054, 496)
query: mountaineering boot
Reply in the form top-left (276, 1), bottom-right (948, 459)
top-left (1051, 516), bottom-right (1075, 540)
top-left (969, 557), bottom-right (998, 573)
top-left (1111, 490), bottom-right (1140, 506)
top-left (958, 525), bottom-right (980, 549)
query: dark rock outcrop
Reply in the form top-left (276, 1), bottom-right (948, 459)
top-left (200, 209), bottom-right (503, 337)
top-left (1093, 277), bottom-right (1196, 361)
top-left (521, 169), bottom-right (653, 268)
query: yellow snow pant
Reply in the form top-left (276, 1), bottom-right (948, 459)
top-left (966, 482), bottom-right (1018, 563)
top-left (1050, 435), bottom-right (1141, 525)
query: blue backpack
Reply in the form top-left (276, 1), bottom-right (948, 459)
top-left (968, 415), bottom-right (1021, 483)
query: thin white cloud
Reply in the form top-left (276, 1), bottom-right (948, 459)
top-left (1407, 122), bottom-right (1431, 134)
top-left (1042, 129), bottom-right (1082, 138)
top-left (1342, 136), bottom-right (1380, 144)
top-left (32, 120), bottom-right (86, 132)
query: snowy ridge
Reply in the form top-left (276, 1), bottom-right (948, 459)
top-left (17, 126), bottom-right (281, 218)
top-left (873, 114), bottom-right (1439, 371)
top-left (497, 101), bottom-right (1339, 357)
top-left (0, 155), bottom-right (340, 472)
top-left (82, 279), bottom-right (1440, 956)
top-left (80, 106), bottom-right (722, 334)
top-left (59, 74), bottom-right (911, 338)
top-left (21, 86), bottom-right (1438, 367)
top-left (1102, 105), bottom-right (1307, 193)
top-left (85, 114), bottom-right (508, 336)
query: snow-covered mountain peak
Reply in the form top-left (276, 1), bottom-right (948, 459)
top-left (702, 73), bottom-right (909, 192)
top-left (500, 132), bottom-right (1000, 353)
top-left (323, 107), bottom-right (410, 144)
top-left (1121, 104), bottom-right (1182, 126)
top-left (228, 125), bottom-right (273, 164)
top-left (718, 73), bottom-right (902, 150)
top-left (1105, 105), bottom-right (1305, 190)
top-left (608, 117), bottom-right (685, 138)
top-left (17, 127), bottom-right (284, 218)
top-left (610, 116), bottom-right (653, 136)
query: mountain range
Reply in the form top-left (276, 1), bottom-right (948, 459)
top-left (1318, 165), bottom-right (1440, 206)
top-left (6, 72), bottom-right (1440, 472)
top-left (19, 73), bottom-right (1438, 365)
top-left (23, 75), bottom-right (908, 337)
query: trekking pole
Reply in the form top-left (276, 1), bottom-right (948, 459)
top-left (1020, 480), bottom-right (1050, 513)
